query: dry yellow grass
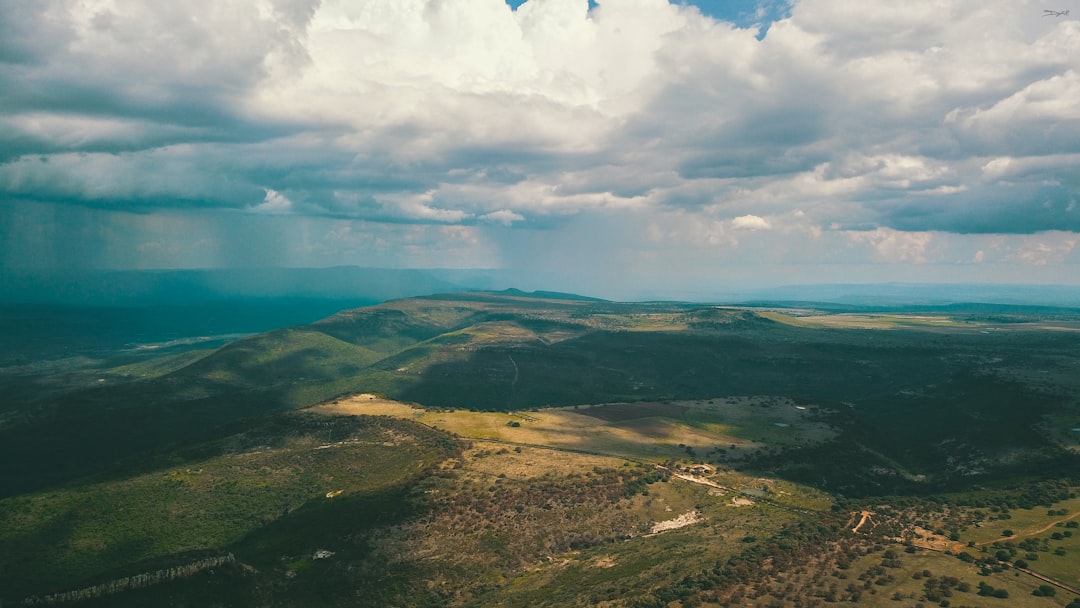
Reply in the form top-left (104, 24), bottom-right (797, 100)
top-left (312, 394), bottom-right (762, 463)
top-left (465, 443), bottom-right (625, 480)
top-left (762, 310), bottom-right (1080, 333)
top-left (311, 393), bottom-right (838, 469)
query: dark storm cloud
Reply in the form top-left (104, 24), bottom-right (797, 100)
top-left (1, 0), bottom-right (1079, 277)
top-left (0, 2), bottom-right (318, 166)
top-left (879, 182), bottom-right (1080, 235)
top-left (0, 3), bottom-right (70, 65)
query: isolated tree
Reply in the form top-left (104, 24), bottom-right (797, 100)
top-left (1032, 585), bottom-right (1055, 597)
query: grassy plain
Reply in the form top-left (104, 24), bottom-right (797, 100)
top-left (761, 309), bottom-right (1080, 332)
top-left (836, 546), bottom-right (1070, 608)
top-left (1023, 531), bottom-right (1080, 592)
top-left (314, 393), bottom-right (837, 466)
top-left (946, 495), bottom-right (1080, 591)
top-left (959, 497), bottom-right (1080, 545)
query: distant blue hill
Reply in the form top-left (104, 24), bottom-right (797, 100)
top-left (3, 267), bottom-right (1078, 309)
top-left (0, 266), bottom-right (495, 306)
top-left (732, 283), bottom-right (1080, 309)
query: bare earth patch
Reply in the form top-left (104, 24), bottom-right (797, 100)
top-left (650, 511), bottom-right (702, 534)
top-left (590, 555), bottom-right (617, 569)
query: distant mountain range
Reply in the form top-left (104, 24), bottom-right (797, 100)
top-left (734, 282), bottom-right (1080, 309)
top-left (3, 266), bottom-right (1078, 308)
top-left (0, 267), bottom-right (493, 306)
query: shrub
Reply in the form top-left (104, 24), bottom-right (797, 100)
top-left (1032, 584), bottom-right (1056, 597)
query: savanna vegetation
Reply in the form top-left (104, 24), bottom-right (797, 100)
top-left (1, 290), bottom-right (1078, 606)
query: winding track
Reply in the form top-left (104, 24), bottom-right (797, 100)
top-left (977, 510), bottom-right (1080, 546)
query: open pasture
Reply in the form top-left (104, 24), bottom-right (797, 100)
top-left (836, 546), bottom-right (1072, 608)
top-left (571, 396), bottom-right (837, 448)
top-left (761, 310), bottom-right (1080, 333)
top-left (1020, 529), bottom-right (1080, 593)
top-left (761, 311), bottom-right (969, 330)
top-left (313, 394), bottom-right (837, 464)
top-left (958, 495), bottom-right (1080, 545)
top-left (949, 494), bottom-right (1080, 591)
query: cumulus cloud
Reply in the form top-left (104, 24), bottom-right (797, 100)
top-left (732, 214), bottom-right (771, 230)
top-left (1, 0), bottom-right (1078, 283)
top-left (252, 188), bottom-right (294, 214)
top-left (847, 227), bottom-right (935, 264)
top-left (479, 209), bottom-right (526, 226)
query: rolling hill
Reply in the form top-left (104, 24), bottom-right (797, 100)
top-left (3, 291), bottom-right (1078, 498)
top-left (2, 290), bottom-right (1080, 606)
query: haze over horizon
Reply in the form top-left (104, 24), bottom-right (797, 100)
top-left (2, 0), bottom-right (1079, 299)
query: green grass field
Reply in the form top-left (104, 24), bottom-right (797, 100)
top-left (837, 546), bottom-right (1070, 608)
top-left (959, 497), bottom-right (1080, 545)
top-left (947, 495), bottom-right (1080, 591)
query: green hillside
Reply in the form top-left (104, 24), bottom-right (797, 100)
top-left (4, 291), bottom-right (1079, 499)
top-left (2, 292), bottom-right (1079, 606)
top-left (0, 414), bottom-right (456, 600)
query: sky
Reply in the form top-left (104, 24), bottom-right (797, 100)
top-left (1, 0), bottom-right (1079, 299)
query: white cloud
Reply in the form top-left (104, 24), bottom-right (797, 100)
top-left (731, 214), bottom-right (771, 230)
top-left (847, 228), bottom-right (934, 264)
top-left (252, 188), bottom-right (293, 214)
top-left (2, 0), bottom-right (1080, 283)
top-left (391, 191), bottom-right (473, 223)
top-left (479, 209), bottom-right (526, 226)
top-left (1008, 234), bottom-right (1078, 266)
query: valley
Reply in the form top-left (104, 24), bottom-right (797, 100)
top-left (1, 290), bottom-right (1078, 607)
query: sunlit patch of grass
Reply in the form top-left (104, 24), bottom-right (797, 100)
top-left (762, 312), bottom-right (976, 330)
top-left (445, 321), bottom-right (542, 344)
top-left (958, 495), bottom-right (1080, 545)
top-left (464, 444), bottom-right (625, 480)
top-left (1023, 529), bottom-right (1080, 589)
top-left (840, 546), bottom-right (1065, 608)
top-left (588, 313), bottom-right (690, 331)
top-left (314, 394), bottom-right (839, 466)
top-left (311, 395), bottom-right (837, 517)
